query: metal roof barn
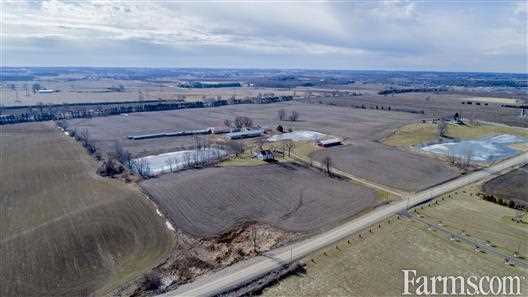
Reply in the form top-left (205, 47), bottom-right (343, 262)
top-left (225, 129), bottom-right (264, 140)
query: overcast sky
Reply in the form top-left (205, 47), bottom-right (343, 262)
top-left (2, 0), bottom-right (527, 73)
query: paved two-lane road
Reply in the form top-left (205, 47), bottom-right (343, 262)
top-left (161, 152), bottom-right (528, 297)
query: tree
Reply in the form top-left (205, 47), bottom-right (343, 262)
top-left (276, 125), bottom-right (284, 133)
top-left (234, 116), bottom-right (253, 129)
top-left (437, 119), bottom-right (448, 138)
top-left (322, 156), bottom-right (332, 176)
top-left (278, 109), bottom-right (286, 121)
top-left (461, 148), bottom-right (474, 170)
top-left (32, 83), bottom-right (41, 94)
top-left (112, 141), bottom-right (131, 167)
top-left (289, 110), bottom-right (299, 121)
top-left (132, 158), bottom-right (151, 178)
top-left (141, 272), bottom-right (162, 291)
top-left (255, 138), bottom-right (266, 151)
top-left (279, 140), bottom-right (295, 157)
top-left (224, 119), bottom-right (232, 128)
top-left (225, 140), bottom-right (244, 156)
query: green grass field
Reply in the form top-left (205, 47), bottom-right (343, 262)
top-left (384, 122), bottom-right (528, 147)
top-left (263, 185), bottom-right (528, 297)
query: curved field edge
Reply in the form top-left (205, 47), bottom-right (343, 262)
top-left (0, 122), bottom-right (174, 297)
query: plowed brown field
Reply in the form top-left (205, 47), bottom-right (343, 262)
top-left (0, 123), bottom-right (174, 297)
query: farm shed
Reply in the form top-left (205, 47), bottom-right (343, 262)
top-left (127, 128), bottom-right (211, 140)
top-left (225, 129), bottom-right (264, 140)
top-left (317, 138), bottom-right (342, 147)
top-left (37, 89), bottom-right (58, 94)
top-left (209, 127), bottom-right (238, 134)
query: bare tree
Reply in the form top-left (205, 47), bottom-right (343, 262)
top-left (113, 142), bottom-right (131, 167)
top-left (32, 83), bottom-right (41, 94)
top-left (255, 138), bottom-right (266, 151)
top-left (322, 156), bottom-right (332, 176)
top-left (289, 110), bottom-right (299, 121)
top-left (225, 140), bottom-right (244, 157)
top-left (234, 116), bottom-right (253, 129)
top-left (132, 159), bottom-right (151, 178)
top-left (224, 119), bottom-right (232, 128)
top-left (278, 109), bottom-right (286, 121)
top-left (284, 139), bottom-right (295, 157)
top-left (182, 151), bottom-right (193, 169)
top-left (437, 119), bottom-right (448, 138)
top-left (446, 151), bottom-right (458, 166)
top-left (193, 135), bottom-right (207, 150)
top-left (461, 148), bottom-right (474, 170)
top-left (165, 157), bottom-right (179, 172)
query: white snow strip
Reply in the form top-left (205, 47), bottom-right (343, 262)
top-left (165, 221), bottom-right (175, 231)
top-left (268, 130), bottom-right (328, 142)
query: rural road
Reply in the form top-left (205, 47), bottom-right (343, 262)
top-left (160, 152), bottom-right (528, 297)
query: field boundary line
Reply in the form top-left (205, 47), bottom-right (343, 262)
top-left (289, 153), bottom-right (408, 197)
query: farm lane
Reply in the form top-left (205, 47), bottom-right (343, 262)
top-left (290, 152), bottom-right (408, 197)
top-left (162, 152), bottom-right (528, 297)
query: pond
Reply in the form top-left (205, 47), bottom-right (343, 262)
top-left (420, 134), bottom-right (527, 162)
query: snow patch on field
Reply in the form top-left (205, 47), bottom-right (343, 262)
top-left (268, 130), bottom-right (328, 142)
top-left (132, 148), bottom-right (227, 175)
top-left (421, 134), bottom-right (527, 162)
top-left (165, 221), bottom-right (175, 231)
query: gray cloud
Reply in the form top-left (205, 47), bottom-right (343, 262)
top-left (2, 0), bottom-right (526, 72)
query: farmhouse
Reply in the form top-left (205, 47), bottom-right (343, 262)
top-left (225, 129), bottom-right (264, 140)
top-left (255, 150), bottom-right (274, 161)
top-left (317, 137), bottom-right (342, 147)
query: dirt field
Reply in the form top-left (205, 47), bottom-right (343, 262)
top-left (263, 191), bottom-right (528, 297)
top-left (2, 79), bottom-right (294, 106)
top-left (66, 101), bottom-right (423, 158)
top-left (140, 162), bottom-right (379, 237)
top-left (310, 142), bottom-right (460, 192)
top-left (303, 90), bottom-right (528, 128)
top-left (0, 123), bottom-right (174, 297)
top-left (66, 102), bottom-right (460, 192)
top-left (482, 165), bottom-right (528, 208)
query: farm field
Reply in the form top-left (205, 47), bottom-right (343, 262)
top-left (140, 162), bottom-right (379, 237)
top-left (2, 78), bottom-right (294, 106)
top-left (302, 90), bottom-right (528, 128)
top-left (384, 122), bottom-right (528, 147)
top-left (310, 142), bottom-right (460, 192)
top-left (64, 102), bottom-right (421, 156)
top-left (66, 102), bottom-right (424, 158)
top-left (0, 122), bottom-right (174, 297)
top-left (66, 102), bottom-right (461, 193)
top-left (482, 165), bottom-right (528, 208)
top-left (262, 191), bottom-right (528, 297)
top-left (418, 185), bottom-right (528, 259)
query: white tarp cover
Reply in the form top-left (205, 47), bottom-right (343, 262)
top-left (421, 134), bottom-right (527, 162)
top-left (268, 130), bottom-right (328, 142)
top-left (132, 148), bottom-right (227, 175)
